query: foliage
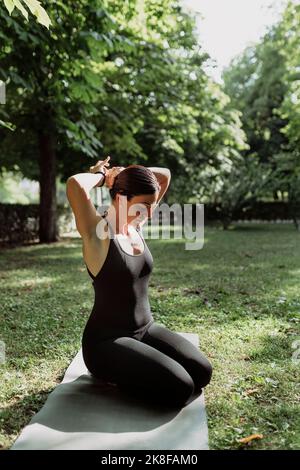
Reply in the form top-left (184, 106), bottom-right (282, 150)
top-left (222, 0), bottom-right (300, 227)
top-left (0, 0), bottom-right (246, 194)
top-left (2, 0), bottom-right (50, 27)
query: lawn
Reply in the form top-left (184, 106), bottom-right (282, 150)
top-left (0, 222), bottom-right (299, 450)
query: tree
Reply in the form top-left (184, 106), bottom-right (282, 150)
top-left (223, 32), bottom-right (289, 168)
top-left (0, 1), bottom-right (134, 241)
top-left (0, 0), bottom-right (250, 240)
top-left (222, 0), bottom-right (300, 227)
top-left (274, 1), bottom-right (300, 229)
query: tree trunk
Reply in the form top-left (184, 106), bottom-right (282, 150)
top-left (38, 130), bottom-right (58, 243)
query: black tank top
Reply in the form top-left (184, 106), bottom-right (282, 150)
top-left (82, 212), bottom-right (154, 343)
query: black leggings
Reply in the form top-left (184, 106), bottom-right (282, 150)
top-left (86, 321), bottom-right (213, 409)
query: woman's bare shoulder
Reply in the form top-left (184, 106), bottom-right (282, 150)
top-left (82, 215), bottom-right (110, 277)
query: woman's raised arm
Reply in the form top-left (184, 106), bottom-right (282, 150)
top-left (147, 167), bottom-right (171, 207)
top-left (66, 157), bottom-right (110, 239)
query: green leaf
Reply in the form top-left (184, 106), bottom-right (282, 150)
top-left (0, 119), bottom-right (15, 130)
top-left (3, 0), bottom-right (15, 15)
top-left (23, 0), bottom-right (51, 28)
top-left (13, 0), bottom-right (29, 20)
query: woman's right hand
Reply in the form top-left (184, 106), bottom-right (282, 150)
top-left (89, 156), bottom-right (111, 175)
top-left (105, 166), bottom-right (125, 189)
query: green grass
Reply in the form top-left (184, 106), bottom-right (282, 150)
top-left (0, 222), bottom-right (300, 450)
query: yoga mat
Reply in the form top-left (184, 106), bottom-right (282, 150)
top-left (10, 332), bottom-right (209, 450)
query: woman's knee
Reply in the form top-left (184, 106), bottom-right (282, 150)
top-left (118, 371), bottom-right (194, 409)
top-left (173, 373), bottom-right (195, 406)
top-left (154, 367), bottom-right (195, 408)
top-left (198, 358), bottom-right (213, 388)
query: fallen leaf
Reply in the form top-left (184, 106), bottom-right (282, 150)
top-left (242, 355), bottom-right (251, 361)
top-left (244, 388), bottom-right (260, 396)
top-left (239, 433), bottom-right (263, 444)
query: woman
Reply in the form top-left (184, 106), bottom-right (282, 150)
top-left (66, 156), bottom-right (212, 409)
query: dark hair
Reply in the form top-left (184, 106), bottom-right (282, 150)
top-left (109, 165), bottom-right (161, 201)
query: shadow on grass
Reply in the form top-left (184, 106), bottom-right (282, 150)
top-left (1, 386), bottom-right (55, 449)
top-left (247, 332), bottom-right (295, 363)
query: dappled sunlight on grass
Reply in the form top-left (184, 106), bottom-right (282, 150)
top-left (0, 222), bottom-right (299, 449)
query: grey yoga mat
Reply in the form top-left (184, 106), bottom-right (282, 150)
top-left (11, 332), bottom-right (209, 450)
